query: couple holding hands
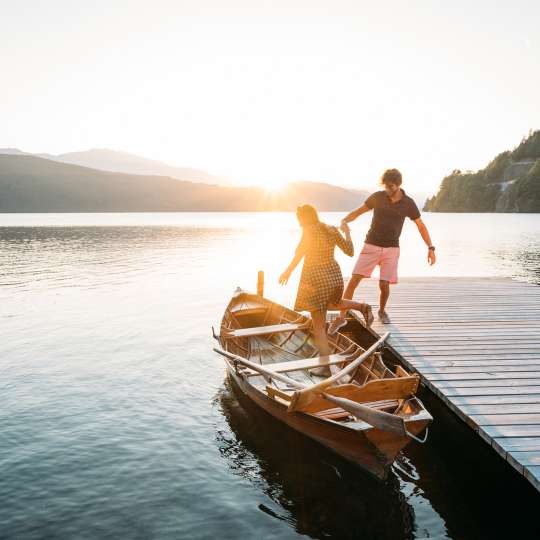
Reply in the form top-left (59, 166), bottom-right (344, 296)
top-left (279, 168), bottom-right (436, 375)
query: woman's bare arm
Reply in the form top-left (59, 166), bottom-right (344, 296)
top-left (279, 236), bottom-right (306, 285)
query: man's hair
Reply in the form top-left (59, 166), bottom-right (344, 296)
top-left (380, 168), bottom-right (402, 186)
top-left (296, 204), bottom-right (319, 226)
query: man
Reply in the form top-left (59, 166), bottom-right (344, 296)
top-left (329, 168), bottom-right (436, 333)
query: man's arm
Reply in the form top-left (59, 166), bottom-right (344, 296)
top-left (414, 217), bottom-right (436, 265)
top-left (341, 203), bottom-right (371, 225)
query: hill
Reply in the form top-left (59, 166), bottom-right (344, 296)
top-left (38, 148), bottom-right (228, 186)
top-left (0, 155), bottom-right (368, 212)
top-left (424, 130), bottom-right (540, 212)
top-left (0, 147), bottom-right (227, 186)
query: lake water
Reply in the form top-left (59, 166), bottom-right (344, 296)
top-left (1, 212), bottom-right (539, 539)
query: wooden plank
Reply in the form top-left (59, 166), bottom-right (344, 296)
top-left (426, 372), bottom-right (540, 381)
top-left (434, 379), bottom-right (540, 388)
top-left (492, 437), bottom-right (540, 454)
top-left (392, 336), bottom-right (540, 343)
top-left (507, 451), bottom-right (540, 467)
top-left (224, 321), bottom-right (308, 338)
top-left (266, 386), bottom-right (292, 402)
top-left (395, 345), bottom-right (540, 352)
top-left (410, 360), bottom-right (540, 368)
top-left (402, 351), bottom-right (540, 358)
top-left (245, 353), bottom-right (350, 376)
top-left (480, 425), bottom-right (540, 438)
top-left (388, 325), bottom-right (540, 331)
top-left (434, 386), bottom-right (540, 397)
top-left (460, 403), bottom-right (540, 415)
top-left (469, 413), bottom-right (540, 426)
top-left (404, 353), bottom-right (540, 361)
top-left (525, 466), bottom-right (540, 490)
top-left (450, 395), bottom-right (540, 406)
top-left (416, 365), bottom-right (540, 374)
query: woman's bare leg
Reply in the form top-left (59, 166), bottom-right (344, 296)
top-left (311, 310), bottom-right (330, 356)
top-left (329, 299), bottom-right (368, 312)
top-left (309, 310), bottom-right (332, 376)
top-left (328, 298), bottom-right (374, 329)
top-left (337, 275), bottom-right (363, 320)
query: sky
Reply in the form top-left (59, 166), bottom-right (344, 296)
top-left (2, 0), bottom-right (539, 194)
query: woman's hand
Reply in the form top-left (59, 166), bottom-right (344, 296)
top-left (340, 220), bottom-right (350, 233)
top-left (279, 270), bottom-right (291, 285)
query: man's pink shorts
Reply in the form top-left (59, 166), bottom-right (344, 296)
top-left (352, 243), bottom-right (400, 284)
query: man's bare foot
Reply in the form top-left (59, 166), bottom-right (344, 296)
top-left (378, 310), bottom-right (391, 324)
top-left (328, 316), bottom-right (347, 335)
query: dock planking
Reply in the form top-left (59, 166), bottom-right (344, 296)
top-left (348, 277), bottom-right (540, 491)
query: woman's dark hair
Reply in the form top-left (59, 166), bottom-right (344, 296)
top-left (296, 204), bottom-right (319, 227)
top-left (380, 168), bottom-right (402, 186)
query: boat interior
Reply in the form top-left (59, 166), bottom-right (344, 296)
top-left (220, 293), bottom-right (425, 427)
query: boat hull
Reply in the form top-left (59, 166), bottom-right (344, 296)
top-left (227, 365), bottom-right (428, 480)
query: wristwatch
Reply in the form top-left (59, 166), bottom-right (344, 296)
top-left (428, 246), bottom-right (436, 251)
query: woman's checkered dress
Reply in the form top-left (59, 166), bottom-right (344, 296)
top-left (294, 222), bottom-right (354, 313)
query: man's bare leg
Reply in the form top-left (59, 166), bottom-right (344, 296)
top-left (378, 280), bottom-right (391, 323)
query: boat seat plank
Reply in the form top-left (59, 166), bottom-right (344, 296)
top-left (314, 408), bottom-right (351, 420)
top-left (223, 321), bottom-right (309, 338)
top-left (230, 307), bottom-right (267, 316)
top-left (246, 353), bottom-right (352, 377)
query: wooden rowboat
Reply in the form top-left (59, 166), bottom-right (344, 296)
top-left (213, 288), bottom-right (432, 480)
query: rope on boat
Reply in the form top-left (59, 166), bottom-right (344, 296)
top-left (405, 427), bottom-right (429, 444)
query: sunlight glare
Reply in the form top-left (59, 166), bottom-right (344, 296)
top-left (264, 180), bottom-right (288, 194)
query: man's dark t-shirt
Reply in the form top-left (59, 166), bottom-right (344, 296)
top-left (364, 190), bottom-right (420, 248)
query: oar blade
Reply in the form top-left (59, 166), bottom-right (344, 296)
top-left (323, 394), bottom-right (407, 436)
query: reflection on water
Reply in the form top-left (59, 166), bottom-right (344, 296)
top-left (216, 379), bottom-right (415, 540)
top-left (1, 212), bottom-right (539, 539)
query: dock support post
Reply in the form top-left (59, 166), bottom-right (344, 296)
top-left (257, 270), bottom-right (264, 296)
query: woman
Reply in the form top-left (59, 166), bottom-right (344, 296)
top-left (279, 205), bottom-right (374, 376)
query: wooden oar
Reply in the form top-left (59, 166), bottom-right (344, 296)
top-left (213, 347), bottom-right (305, 389)
top-left (286, 333), bottom-right (389, 412)
top-left (322, 394), bottom-right (406, 435)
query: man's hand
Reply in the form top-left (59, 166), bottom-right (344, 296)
top-left (279, 270), bottom-right (291, 285)
top-left (428, 249), bottom-right (436, 266)
top-left (340, 220), bottom-right (350, 233)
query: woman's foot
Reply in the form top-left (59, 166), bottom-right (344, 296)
top-left (309, 366), bottom-right (332, 377)
top-left (361, 303), bottom-right (374, 327)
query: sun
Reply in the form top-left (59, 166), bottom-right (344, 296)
top-left (263, 180), bottom-right (289, 194)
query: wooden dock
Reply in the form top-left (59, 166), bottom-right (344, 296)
top-left (350, 277), bottom-right (540, 491)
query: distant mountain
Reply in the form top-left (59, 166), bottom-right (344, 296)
top-left (0, 148), bottom-right (30, 156)
top-left (424, 130), bottom-right (540, 212)
top-left (36, 148), bottom-right (228, 186)
top-left (0, 155), bottom-right (368, 212)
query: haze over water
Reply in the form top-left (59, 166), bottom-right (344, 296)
top-left (1, 212), bottom-right (539, 539)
